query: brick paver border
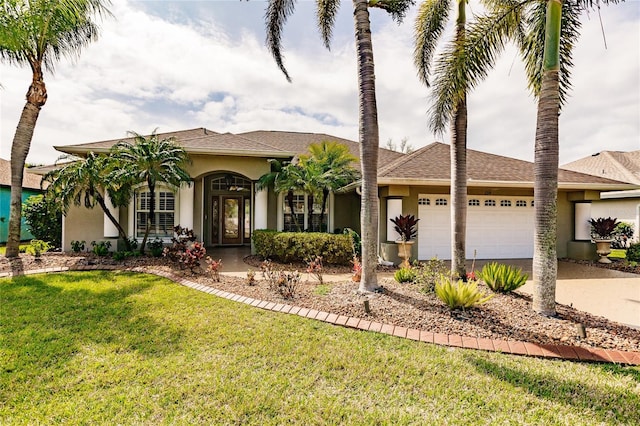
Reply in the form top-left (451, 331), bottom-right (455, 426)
top-left (3, 266), bottom-right (639, 366)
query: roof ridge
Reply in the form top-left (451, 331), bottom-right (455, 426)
top-left (378, 142), bottom-right (442, 176)
top-left (602, 151), bottom-right (640, 183)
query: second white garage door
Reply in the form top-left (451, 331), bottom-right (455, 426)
top-left (417, 195), bottom-right (535, 260)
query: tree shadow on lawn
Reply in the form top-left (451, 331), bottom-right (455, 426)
top-left (465, 355), bottom-right (640, 423)
top-left (1, 271), bottom-right (187, 373)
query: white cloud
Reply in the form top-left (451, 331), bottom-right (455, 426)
top-left (1, 0), bottom-right (637, 166)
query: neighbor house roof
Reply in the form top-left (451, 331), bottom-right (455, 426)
top-left (0, 159), bottom-right (44, 190)
top-left (561, 150), bottom-right (640, 185)
top-left (377, 142), bottom-right (633, 190)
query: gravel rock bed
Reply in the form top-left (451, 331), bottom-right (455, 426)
top-left (2, 253), bottom-right (639, 353)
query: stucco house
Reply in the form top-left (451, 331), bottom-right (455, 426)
top-left (0, 158), bottom-right (45, 243)
top-left (562, 150), bottom-right (640, 248)
top-left (54, 128), bottom-right (633, 260)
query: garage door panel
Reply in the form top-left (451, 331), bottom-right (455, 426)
top-left (418, 195), bottom-right (534, 260)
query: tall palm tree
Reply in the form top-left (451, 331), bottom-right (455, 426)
top-left (300, 141), bottom-right (359, 231)
top-left (414, 0), bottom-right (471, 280)
top-left (43, 152), bottom-right (133, 250)
top-left (429, 0), bottom-right (620, 315)
top-left (0, 0), bottom-right (110, 258)
top-left (265, 0), bottom-right (414, 292)
top-left (111, 131), bottom-right (192, 253)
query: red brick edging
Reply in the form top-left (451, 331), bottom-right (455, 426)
top-left (3, 265), bottom-right (639, 366)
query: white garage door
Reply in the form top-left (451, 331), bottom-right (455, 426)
top-left (418, 195), bottom-right (534, 260)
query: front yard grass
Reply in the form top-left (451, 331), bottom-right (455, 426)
top-left (1, 271), bottom-right (638, 424)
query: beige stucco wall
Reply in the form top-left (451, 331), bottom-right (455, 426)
top-left (189, 155), bottom-right (271, 180)
top-left (62, 204), bottom-right (118, 252)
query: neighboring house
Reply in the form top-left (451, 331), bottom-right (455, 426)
top-left (54, 128), bottom-right (633, 260)
top-left (562, 150), bottom-right (640, 248)
top-left (0, 158), bottom-right (44, 243)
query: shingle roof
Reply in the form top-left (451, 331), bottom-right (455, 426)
top-left (561, 150), bottom-right (640, 184)
top-left (238, 130), bottom-right (404, 167)
top-left (378, 142), bottom-right (630, 188)
top-left (0, 158), bottom-right (44, 189)
top-left (56, 127), bottom-right (222, 153)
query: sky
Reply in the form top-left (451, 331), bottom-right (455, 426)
top-left (0, 0), bottom-right (638, 166)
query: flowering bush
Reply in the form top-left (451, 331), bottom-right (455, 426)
top-left (306, 255), bottom-right (324, 285)
top-left (260, 260), bottom-right (300, 299)
top-left (246, 270), bottom-right (257, 286)
top-left (352, 256), bottom-right (362, 282)
top-left (175, 241), bottom-right (206, 273)
top-left (206, 257), bottom-right (222, 282)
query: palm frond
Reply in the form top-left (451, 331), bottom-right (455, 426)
top-left (316, 0), bottom-right (340, 49)
top-left (413, 0), bottom-right (451, 87)
top-left (428, 0), bottom-right (527, 133)
top-left (371, 0), bottom-right (416, 23)
top-left (265, 0), bottom-right (297, 82)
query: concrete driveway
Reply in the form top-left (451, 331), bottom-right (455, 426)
top-left (513, 260), bottom-right (640, 329)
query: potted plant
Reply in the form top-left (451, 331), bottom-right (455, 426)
top-left (588, 217), bottom-right (620, 263)
top-left (390, 214), bottom-right (419, 268)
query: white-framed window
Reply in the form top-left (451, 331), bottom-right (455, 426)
top-left (135, 189), bottom-right (176, 238)
top-left (516, 200), bottom-right (527, 207)
top-left (485, 199), bottom-right (496, 207)
top-left (418, 198), bottom-right (430, 205)
top-left (469, 199), bottom-right (480, 206)
top-left (435, 198), bottom-right (447, 206)
top-left (282, 192), bottom-right (328, 232)
top-left (500, 200), bottom-right (512, 207)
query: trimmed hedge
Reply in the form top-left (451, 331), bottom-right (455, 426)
top-left (253, 230), bottom-right (353, 265)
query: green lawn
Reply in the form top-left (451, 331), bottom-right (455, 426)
top-left (1, 271), bottom-right (638, 425)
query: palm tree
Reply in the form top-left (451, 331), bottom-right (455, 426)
top-left (257, 159), bottom-right (304, 232)
top-left (0, 0), bottom-right (110, 258)
top-left (265, 0), bottom-right (414, 292)
top-left (43, 153), bottom-right (133, 250)
top-left (429, 0), bottom-right (620, 315)
top-left (414, 0), bottom-right (471, 280)
top-left (299, 141), bottom-right (359, 231)
top-left (111, 131), bottom-right (192, 253)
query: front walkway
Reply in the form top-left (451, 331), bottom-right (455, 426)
top-left (3, 261), bottom-right (639, 366)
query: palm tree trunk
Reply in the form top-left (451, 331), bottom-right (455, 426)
top-left (353, 0), bottom-right (380, 293)
top-left (96, 194), bottom-right (131, 251)
top-left (532, 0), bottom-right (562, 316)
top-left (141, 181), bottom-right (155, 253)
top-left (320, 187), bottom-right (329, 232)
top-left (6, 69), bottom-right (47, 258)
top-left (307, 193), bottom-right (314, 231)
top-left (451, 0), bottom-right (468, 280)
top-left (286, 190), bottom-right (300, 232)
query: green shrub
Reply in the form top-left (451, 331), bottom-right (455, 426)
top-left (435, 275), bottom-right (493, 310)
top-left (478, 262), bottom-right (528, 293)
top-left (148, 238), bottom-right (164, 257)
top-left (70, 240), bottom-right (85, 253)
top-left (626, 242), bottom-right (640, 262)
top-left (112, 251), bottom-right (138, 261)
top-left (22, 194), bottom-right (62, 249)
top-left (413, 257), bottom-right (448, 293)
top-left (26, 239), bottom-right (51, 258)
top-left (612, 222), bottom-right (634, 249)
top-left (394, 267), bottom-right (416, 283)
top-left (252, 230), bottom-right (353, 265)
top-left (91, 240), bottom-right (112, 256)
